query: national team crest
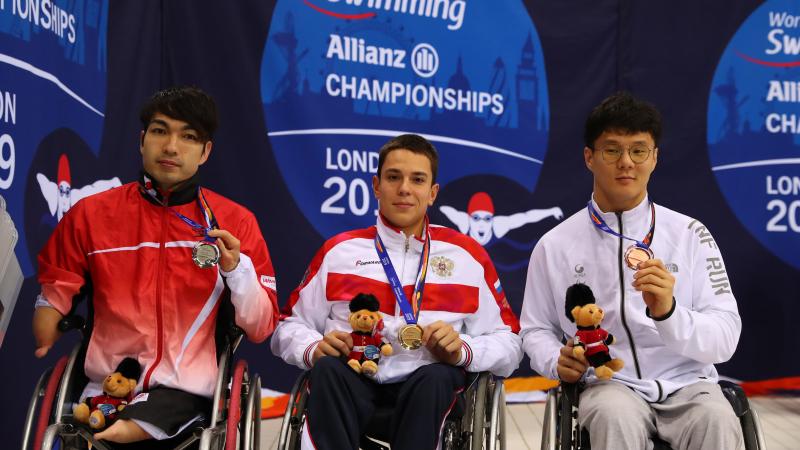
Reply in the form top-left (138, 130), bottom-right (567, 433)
top-left (431, 256), bottom-right (455, 278)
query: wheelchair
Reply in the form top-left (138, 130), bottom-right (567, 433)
top-left (21, 299), bottom-right (262, 450)
top-left (277, 369), bottom-right (507, 450)
top-left (541, 380), bottom-right (767, 450)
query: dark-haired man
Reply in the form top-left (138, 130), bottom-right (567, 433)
top-left (271, 134), bottom-right (522, 450)
top-left (520, 92), bottom-right (743, 449)
top-left (33, 87), bottom-right (279, 443)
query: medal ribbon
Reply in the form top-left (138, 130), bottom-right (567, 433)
top-left (587, 200), bottom-right (656, 249)
top-left (374, 222), bottom-right (431, 325)
top-left (142, 177), bottom-right (218, 242)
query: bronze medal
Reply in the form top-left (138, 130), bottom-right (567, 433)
top-left (398, 324), bottom-right (423, 350)
top-left (624, 245), bottom-right (653, 270)
top-left (193, 242), bottom-right (220, 268)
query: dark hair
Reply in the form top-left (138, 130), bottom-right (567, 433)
top-left (584, 92), bottom-right (662, 148)
top-left (376, 134), bottom-right (439, 183)
top-left (139, 86), bottom-right (218, 142)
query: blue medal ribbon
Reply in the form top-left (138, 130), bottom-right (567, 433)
top-left (142, 176), bottom-right (218, 242)
top-left (374, 222), bottom-right (431, 325)
top-left (587, 200), bottom-right (656, 249)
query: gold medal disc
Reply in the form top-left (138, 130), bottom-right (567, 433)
top-left (398, 324), bottom-right (423, 350)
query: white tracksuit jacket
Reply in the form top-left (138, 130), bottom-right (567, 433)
top-left (520, 195), bottom-right (741, 402)
top-left (271, 216), bottom-right (523, 383)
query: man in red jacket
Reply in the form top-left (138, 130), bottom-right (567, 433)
top-left (33, 87), bottom-right (279, 444)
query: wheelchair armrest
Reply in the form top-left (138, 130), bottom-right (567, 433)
top-left (57, 315), bottom-right (85, 332)
top-left (718, 380), bottom-right (750, 418)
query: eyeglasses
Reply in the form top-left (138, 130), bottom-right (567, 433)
top-left (594, 145), bottom-right (654, 164)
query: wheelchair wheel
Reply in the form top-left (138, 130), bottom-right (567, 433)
top-left (470, 373), bottom-right (490, 449)
top-left (30, 356), bottom-right (68, 450)
top-left (278, 371), bottom-right (310, 450)
top-left (225, 360), bottom-right (248, 450)
top-left (241, 373), bottom-right (262, 450)
top-left (488, 379), bottom-right (505, 450)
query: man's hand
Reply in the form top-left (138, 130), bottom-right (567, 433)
top-left (633, 259), bottom-right (675, 319)
top-left (207, 229), bottom-right (240, 272)
top-left (33, 306), bottom-right (64, 358)
top-left (556, 339), bottom-right (588, 383)
top-left (422, 321), bottom-right (462, 366)
top-left (311, 331), bottom-right (353, 364)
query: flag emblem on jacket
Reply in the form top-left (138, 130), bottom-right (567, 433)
top-left (430, 256), bottom-right (454, 277)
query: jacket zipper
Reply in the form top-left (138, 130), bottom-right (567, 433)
top-left (142, 192), bottom-right (170, 390)
top-left (616, 212), bottom-right (642, 379)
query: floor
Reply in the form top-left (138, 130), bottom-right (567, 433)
top-left (259, 395), bottom-right (800, 449)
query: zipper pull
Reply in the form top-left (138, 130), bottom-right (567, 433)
top-left (404, 236), bottom-right (410, 252)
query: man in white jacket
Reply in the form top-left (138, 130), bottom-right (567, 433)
top-left (520, 92), bottom-right (743, 450)
top-left (271, 134), bottom-right (522, 450)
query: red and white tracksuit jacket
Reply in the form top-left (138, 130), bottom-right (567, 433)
top-left (37, 179), bottom-right (279, 398)
top-left (270, 216), bottom-right (522, 383)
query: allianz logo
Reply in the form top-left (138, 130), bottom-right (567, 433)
top-left (327, 34), bottom-right (439, 78)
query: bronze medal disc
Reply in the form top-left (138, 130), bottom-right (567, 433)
top-left (624, 245), bottom-right (653, 270)
top-left (398, 324), bottom-right (423, 350)
top-left (193, 242), bottom-right (220, 268)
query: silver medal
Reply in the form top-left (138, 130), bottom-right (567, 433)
top-left (193, 242), bottom-right (220, 268)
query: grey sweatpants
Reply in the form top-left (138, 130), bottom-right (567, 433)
top-left (578, 380), bottom-right (744, 450)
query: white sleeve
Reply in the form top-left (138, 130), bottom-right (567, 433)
top-left (221, 253), bottom-right (276, 342)
top-left (519, 242), bottom-right (564, 380)
top-left (269, 261), bottom-right (330, 369)
top-left (460, 267), bottom-right (523, 378)
top-left (653, 224), bottom-right (741, 364)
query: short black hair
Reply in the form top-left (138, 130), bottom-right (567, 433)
top-left (376, 134), bottom-right (439, 183)
top-left (139, 86), bottom-right (218, 142)
top-left (584, 92), bottom-right (662, 148)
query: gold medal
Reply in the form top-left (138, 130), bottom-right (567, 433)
top-left (193, 241), bottom-right (220, 268)
top-left (398, 324), bottom-right (423, 350)
top-left (624, 245), bottom-right (653, 270)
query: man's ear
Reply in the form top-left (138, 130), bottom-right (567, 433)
top-left (199, 141), bottom-right (213, 165)
top-left (428, 182), bottom-right (440, 206)
top-left (583, 147), bottom-right (594, 171)
top-left (372, 175), bottom-right (381, 199)
top-left (139, 131), bottom-right (145, 154)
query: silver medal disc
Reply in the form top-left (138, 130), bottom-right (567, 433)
top-left (193, 242), bottom-right (220, 268)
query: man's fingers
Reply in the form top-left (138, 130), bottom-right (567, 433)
top-left (34, 346), bottom-right (51, 359)
top-left (207, 229), bottom-right (240, 250)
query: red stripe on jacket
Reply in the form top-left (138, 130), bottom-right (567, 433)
top-left (325, 273), bottom-right (479, 314)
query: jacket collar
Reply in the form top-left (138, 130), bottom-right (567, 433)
top-left (138, 170), bottom-right (200, 206)
top-left (590, 193), bottom-right (652, 233)
top-left (375, 214), bottom-right (427, 253)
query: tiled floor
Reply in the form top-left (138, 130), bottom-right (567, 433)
top-left (260, 396), bottom-right (800, 449)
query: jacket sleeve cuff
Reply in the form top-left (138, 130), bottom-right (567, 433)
top-left (35, 294), bottom-right (55, 310)
top-left (646, 297), bottom-right (676, 321)
top-left (303, 340), bottom-right (321, 369)
top-left (456, 336), bottom-right (474, 368)
top-left (219, 253), bottom-right (254, 279)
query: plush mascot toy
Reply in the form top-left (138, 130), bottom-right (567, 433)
top-left (347, 293), bottom-right (393, 375)
top-left (73, 357), bottom-right (141, 430)
top-left (565, 283), bottom-right (624, 380)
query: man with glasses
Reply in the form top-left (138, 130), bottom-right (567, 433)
top-left (520, 92), bottom-right (743, 449)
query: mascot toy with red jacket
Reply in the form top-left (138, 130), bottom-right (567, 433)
top-left (566, 283), bottom-right (624, 380)
top-left (347, 293), bottom-right (393, 376)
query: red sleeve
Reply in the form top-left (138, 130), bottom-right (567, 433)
top-left (37, 200), bottom-right (90, 315)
